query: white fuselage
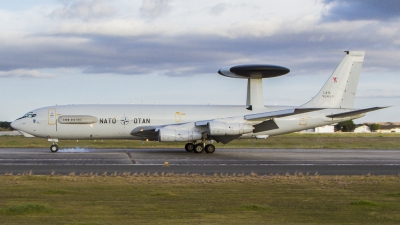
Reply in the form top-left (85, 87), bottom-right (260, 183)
top-left (11, 104), bottom-right (361, 141)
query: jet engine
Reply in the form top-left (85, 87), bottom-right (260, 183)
top-left (207, 121), bottom-right (254, 136)
top-left (158, 129), bottom-right (202, 142)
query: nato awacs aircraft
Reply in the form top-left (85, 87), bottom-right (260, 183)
top-left (11, 51), bottom-right (386, 153)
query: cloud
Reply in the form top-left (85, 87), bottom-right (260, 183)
top-left (1, 21), bottom-right (400, 78)
top-left (322, 0), bottom-right (400, 21)
top-left (0, 69), bottom-right (54, 78)
top-left (139, 0), bottom-right (171, 19)
top-left (50, 0), bottom-right (117, 20)
top-left (208, 3), bottom-right (229, 16)
top-left (1, 0), bottom-right (400, 79)
top-left (357, 91), bottom-right (400, 98)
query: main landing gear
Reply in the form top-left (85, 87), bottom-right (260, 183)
top-left (184, 142), bottom-right (215, 154)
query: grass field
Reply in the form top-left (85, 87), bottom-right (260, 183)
top-left (1, 133), bottom-right (399, 224)
top-left (0, 173), bottom-right (400, 224)
top-left (1, 133), bottom-right (399, 149)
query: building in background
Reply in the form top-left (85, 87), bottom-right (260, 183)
top-left (363, 122), bottom-right (400, 133)
top-left (315, 125), bottom-right (335, 133)
top-left (354, 125), bottom-right (371, 133)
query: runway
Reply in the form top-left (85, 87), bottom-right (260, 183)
top-left (0, 148), bottom-right (399, 175)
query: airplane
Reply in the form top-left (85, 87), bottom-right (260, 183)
top-left (11, 51), bottom-right (386, 153)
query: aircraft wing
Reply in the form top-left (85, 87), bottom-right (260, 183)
top-left (130, 108), bottom-right (323, 142)
top-left (194, 108), bottom-right (323, 125)
top-left (326, 107), bottom-right (389, 118)
top-left (244, 108), bottom-right (323, 120)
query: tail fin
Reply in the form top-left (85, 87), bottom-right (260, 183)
top-left (301, 51), bottom-right (365, 109)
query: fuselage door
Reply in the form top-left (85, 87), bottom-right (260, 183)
top-left (299, 113), bottom-right (308, 125)
top-left (48, 108), bottom-right (56, 125)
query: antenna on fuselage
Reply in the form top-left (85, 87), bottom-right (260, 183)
top-left (218, 64), bottom-right (290, 111)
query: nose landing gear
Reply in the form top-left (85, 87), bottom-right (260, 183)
top-left (50, 144), bottom-right (59, 152)
top-left (48, 138), bottom-right (59, 153)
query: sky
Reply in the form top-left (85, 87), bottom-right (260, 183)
top-left (0, 0), bottom-right (399, 123)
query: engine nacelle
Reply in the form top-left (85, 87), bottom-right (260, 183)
top-left (158, 129), bottom-right (202, 142)
top-left (207, 121), bottom-right (254, 136)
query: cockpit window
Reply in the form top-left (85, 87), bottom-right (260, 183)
top-left (17, 112), bottom-right (36, 120)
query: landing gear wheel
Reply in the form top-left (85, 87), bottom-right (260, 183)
top-left (193, 144), bottom-right (204, 153)
top-left (205, 144), bottom-right (215, 153)
top-left (185, 143), bottom-right (194, 152)
top-left (50, 144), bottom-right (59, 153)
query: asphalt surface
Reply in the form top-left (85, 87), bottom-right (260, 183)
top-left (0, 148), bottom-right (399, 175)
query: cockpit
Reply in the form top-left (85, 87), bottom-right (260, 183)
top-left (16, 112), bottom-right (37, 120)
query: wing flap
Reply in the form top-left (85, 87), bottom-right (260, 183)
top-left (326, 107), bottom-right (389, 118)
top-left (212, 135), bottom-right (241, 144)
top-left (253, 120), bottom-right (279, 133)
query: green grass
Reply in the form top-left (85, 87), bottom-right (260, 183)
top-left (350, 200), bottom-right (379, 206)
top-left (1, 133), bottom-right (400, 149)
top-left (241, 204), bottom-right (270, 211)
top-left (384, 192), bottom-right (400, 197)
top-left (1, 204), bottom-right (51, 215)
top-left (0, 174), bottom-right (400, 224)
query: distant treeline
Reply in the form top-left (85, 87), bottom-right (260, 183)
top-left (0, 121), bottom-right (12, 130)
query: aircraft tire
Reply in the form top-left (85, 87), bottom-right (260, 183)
top-left (193, 144), bottom-right (204, 153)
top-left (205, 144), bottom-right (215, 153)
top-left (185, 143), bottom-right (194, 152)
top-left (50, 144), bottom-right (59, 153)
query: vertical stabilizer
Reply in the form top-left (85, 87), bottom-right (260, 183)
top-left (301, 51), bottom-right (365, 109)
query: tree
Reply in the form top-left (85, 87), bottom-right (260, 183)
top-left (0, 121), bottom-right (12, 130)
top-left (335, 120), bottom-right (356, 132)
top-left (370, 123), bottom-right (380, 131)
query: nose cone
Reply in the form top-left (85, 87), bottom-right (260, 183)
top-left (10, 120), bottom-right (20, 130)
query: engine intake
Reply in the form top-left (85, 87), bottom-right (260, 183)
top-left (207, 122), bottom-right (254, 136)
top-left (158, 129), bottom-right (202, 142)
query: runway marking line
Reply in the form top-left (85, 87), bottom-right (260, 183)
top-left (124, 150), bottom-right (137, 164)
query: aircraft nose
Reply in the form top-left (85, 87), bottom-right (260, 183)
top-left (10, 120), bottom-right (20, 130)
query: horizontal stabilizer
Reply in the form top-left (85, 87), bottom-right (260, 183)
top-left (326, 107), bottom-right (389, 118)
top-left (244, 108), bottom-right (323, 120)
